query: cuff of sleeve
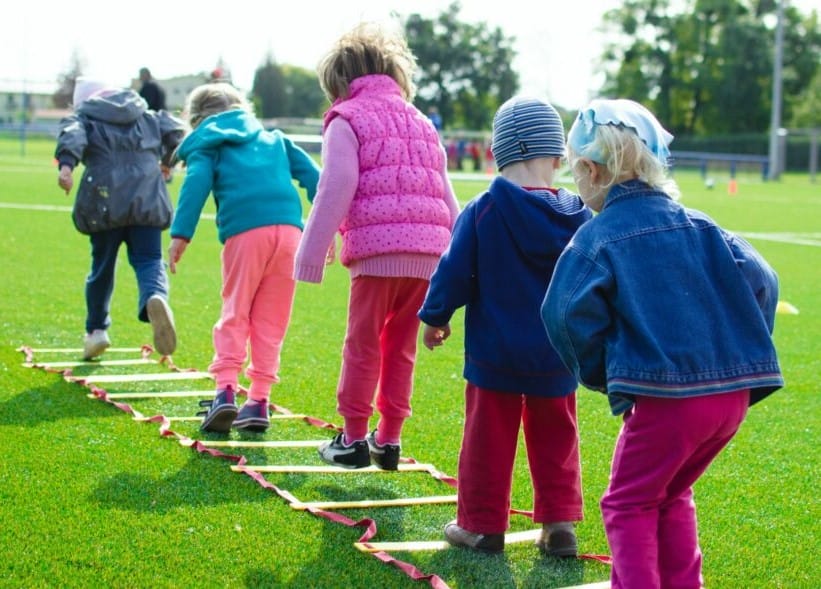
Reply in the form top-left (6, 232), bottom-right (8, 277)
top-left (294, 263), bottom-right (325, 283)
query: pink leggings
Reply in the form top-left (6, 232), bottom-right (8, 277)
top-left (209, 225), bottom-right (301, 401)
top-left (456, 384), bottom-right (583, 533)
top-left (602, 390), bottom-right (749, 589)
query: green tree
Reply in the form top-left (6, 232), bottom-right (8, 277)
top-left (54, 49), bottom-right (85, 109)
top-left (251, 57), bottom-right (326, 119)
top-left (280, 65), bottom-right (327, 118)
top-left (402, 2), bottom-right (519, 130)
top-left (252, 54), bottom-right (287, 119)
top-left (598, 0), bottom-right (820, 136)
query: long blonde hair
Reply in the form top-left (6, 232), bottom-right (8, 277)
top-left (317, 22), bottom-right (417, 102)
top-left (184, 82), bottom-right (252, 129)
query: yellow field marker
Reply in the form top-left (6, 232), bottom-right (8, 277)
top-left (24, 358), bottom-right (157, 368)
top-left (290, 494), bottom-right (457, 511)
top-left (232, 463), bottom-right (436, 474)
top-left (559, 582), bottom-right (610, 589)
top-left (69, 371), bottom-right (212, 383)
top-left (354, 528), bottom-right (542, 552)
top-left (180, 439), bottom-right (327, 449)
top-left (776, 300), bottom-right (799, 314)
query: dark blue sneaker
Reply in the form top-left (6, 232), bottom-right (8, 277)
top-left (234, 399), bottom-right (270, 433)
top-left (318, 432), bottom-right (370, 469)
top-left (198, 386), bottom-right (238, 433)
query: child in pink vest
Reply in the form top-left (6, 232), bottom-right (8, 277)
top-left (294, 22), bottom-right (459, 469)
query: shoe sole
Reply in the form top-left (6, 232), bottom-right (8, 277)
top-left (233, 417), bottom-right (270, 433)
top-left (83, 340), bottom-right (110, 361)
top-left (200, 405), bottom-right (238, 433)
top-left (147, 296), bottom-right (176, 356)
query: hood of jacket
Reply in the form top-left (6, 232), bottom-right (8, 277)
top-left (485, 176), bottom-right (591, 268)
top-left (77, 89), bottom-right (147, 125)
top-left (177, 109), bottom-right (263, 159)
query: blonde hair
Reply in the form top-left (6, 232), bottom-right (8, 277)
top-left (184, 83), bottom-right (252, 128)
top-left (568, 125), bottom-right (680, 200)
top-left (317, 22), bottom-right (417, 102)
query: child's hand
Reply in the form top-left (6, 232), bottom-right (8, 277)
top-left (422, 323), bottom-right (450, 350)
top-left (168, 238), bottom-right (188, 274)
top-left (58, 166), bottom-right (73, 194)
top-left (325, 239), bottom-right (336, 266)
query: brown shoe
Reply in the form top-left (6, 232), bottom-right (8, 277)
top-left (444, 520), bottom-right (504, 554)
top-left (536, 525), bottom-right (577, 558)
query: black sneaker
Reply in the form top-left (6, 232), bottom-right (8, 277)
top-left (234, 399), bottom-right (270, 433)
top-left (366, 430), bottom-right (400, 470)
top-left (198, 387), bottom-right (238, 433)
top-left (318, 432), bottom-right (370, 469)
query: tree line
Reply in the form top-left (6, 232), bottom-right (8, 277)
top-left (59, 1), bottom-right (820, 136)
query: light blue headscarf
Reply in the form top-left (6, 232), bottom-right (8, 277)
top-left (567, 99), bottom-right (674, 165)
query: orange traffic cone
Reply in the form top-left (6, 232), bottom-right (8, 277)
top-left (728, 179), bottom-right (738, 195)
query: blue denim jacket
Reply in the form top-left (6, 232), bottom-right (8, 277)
top-left (541, 180), bottom-right (783, 415)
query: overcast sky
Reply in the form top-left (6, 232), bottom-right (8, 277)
top-left (2, 0), bottom-right (816, 110)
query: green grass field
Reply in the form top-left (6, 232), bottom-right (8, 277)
top-left (0, 136), bottom-right (818, 588)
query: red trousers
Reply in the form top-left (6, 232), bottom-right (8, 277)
top-left (602, 390), bottom-right (749, 589)
top-left (337, 275), bottom-right (429, 443)
top-left (456, 383), bottom-right (583, 533)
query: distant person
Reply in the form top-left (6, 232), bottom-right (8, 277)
top-left (418, 96), bottom-right (591, 555)
top-left (294, 22), bottom-right (460, 469)
top-left (427, 106), bottom-right (443, 132)
top-left (168, 83), bottom-right (320, 434)
top-left (55, 77), bottom-right (184, 360)
top-left (138, 67), bottom-right (166, 111)
top-left (542, 98), bottom-right (783, 588)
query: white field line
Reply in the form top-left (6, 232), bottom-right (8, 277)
top-left (0, 201), bottom-right (215, 220)
top-left (738, 232), bottom-right (821, 247)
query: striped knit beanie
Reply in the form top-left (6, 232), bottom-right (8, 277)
top-left (491, 96), bottom-right (565, 170)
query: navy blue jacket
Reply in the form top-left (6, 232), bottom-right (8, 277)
top-left (419, 176), bottom-right (592, 396)
top-left (542, 179), bottom-right (783, 415)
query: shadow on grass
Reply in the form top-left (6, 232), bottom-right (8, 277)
top-left (0, 383), bottom-right (112, 426)
top-left (89, 455), bottom-right (268, 513)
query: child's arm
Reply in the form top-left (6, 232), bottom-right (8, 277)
top-left (726, 231), bottom-right (779, 332)
top-left (54, 115), bottom-right (86, 194)
top-left (167, 237), bottom-right (188, 274)
top-left (282, 133), bottom-right (321, 202)
top-left (541, 247), bottom-right (612, 392)
top-left (293, 118), bottom-right (358, 283)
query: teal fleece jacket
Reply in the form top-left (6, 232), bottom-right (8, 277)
top-left (171, 109), bottom-right (320, 244)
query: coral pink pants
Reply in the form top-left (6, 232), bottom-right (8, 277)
top-left (602, 390), bottom-right (749, 589)
top-left (456, 384), bottom-right (583, 533)
top-left (337, 275), bottom-right (429, 443)
top-left (209, 225), bottom-right (301, 401)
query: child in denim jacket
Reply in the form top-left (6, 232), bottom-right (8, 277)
top-left (541, 98), bottom-right (783, 588)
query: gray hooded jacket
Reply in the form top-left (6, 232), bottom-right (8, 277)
top-left (55, 89), bottom-right (185, 234)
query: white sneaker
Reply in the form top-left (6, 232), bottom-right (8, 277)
top-left (146, 295), bottom-right (176, 356)
top-left (83, 329), bottom-right (110, 360)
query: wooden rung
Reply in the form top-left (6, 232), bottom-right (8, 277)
top-left (91, 390), bottom-right (215, 399)
top-left (232, 463), bottom-right (435, 474)
top-left (354, 528), bottom-right (541, 553)
top-left (181, 439), bottom-right (327, 449)
top-left (128, 413), bottom-right (306, 421)
top-left (24, 347), bottom-right (145, 353)
top-left (69, 371), bottom-right (212, 383)
top-left (24, 358), bottom-right (157, 368)
top-left (290, 494), bottom-right (457, 511)
top-left (558, 583), bottom-right (610, 589)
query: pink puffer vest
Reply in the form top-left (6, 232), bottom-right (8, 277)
top-left (324, 75), bottom-right (452, 265)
